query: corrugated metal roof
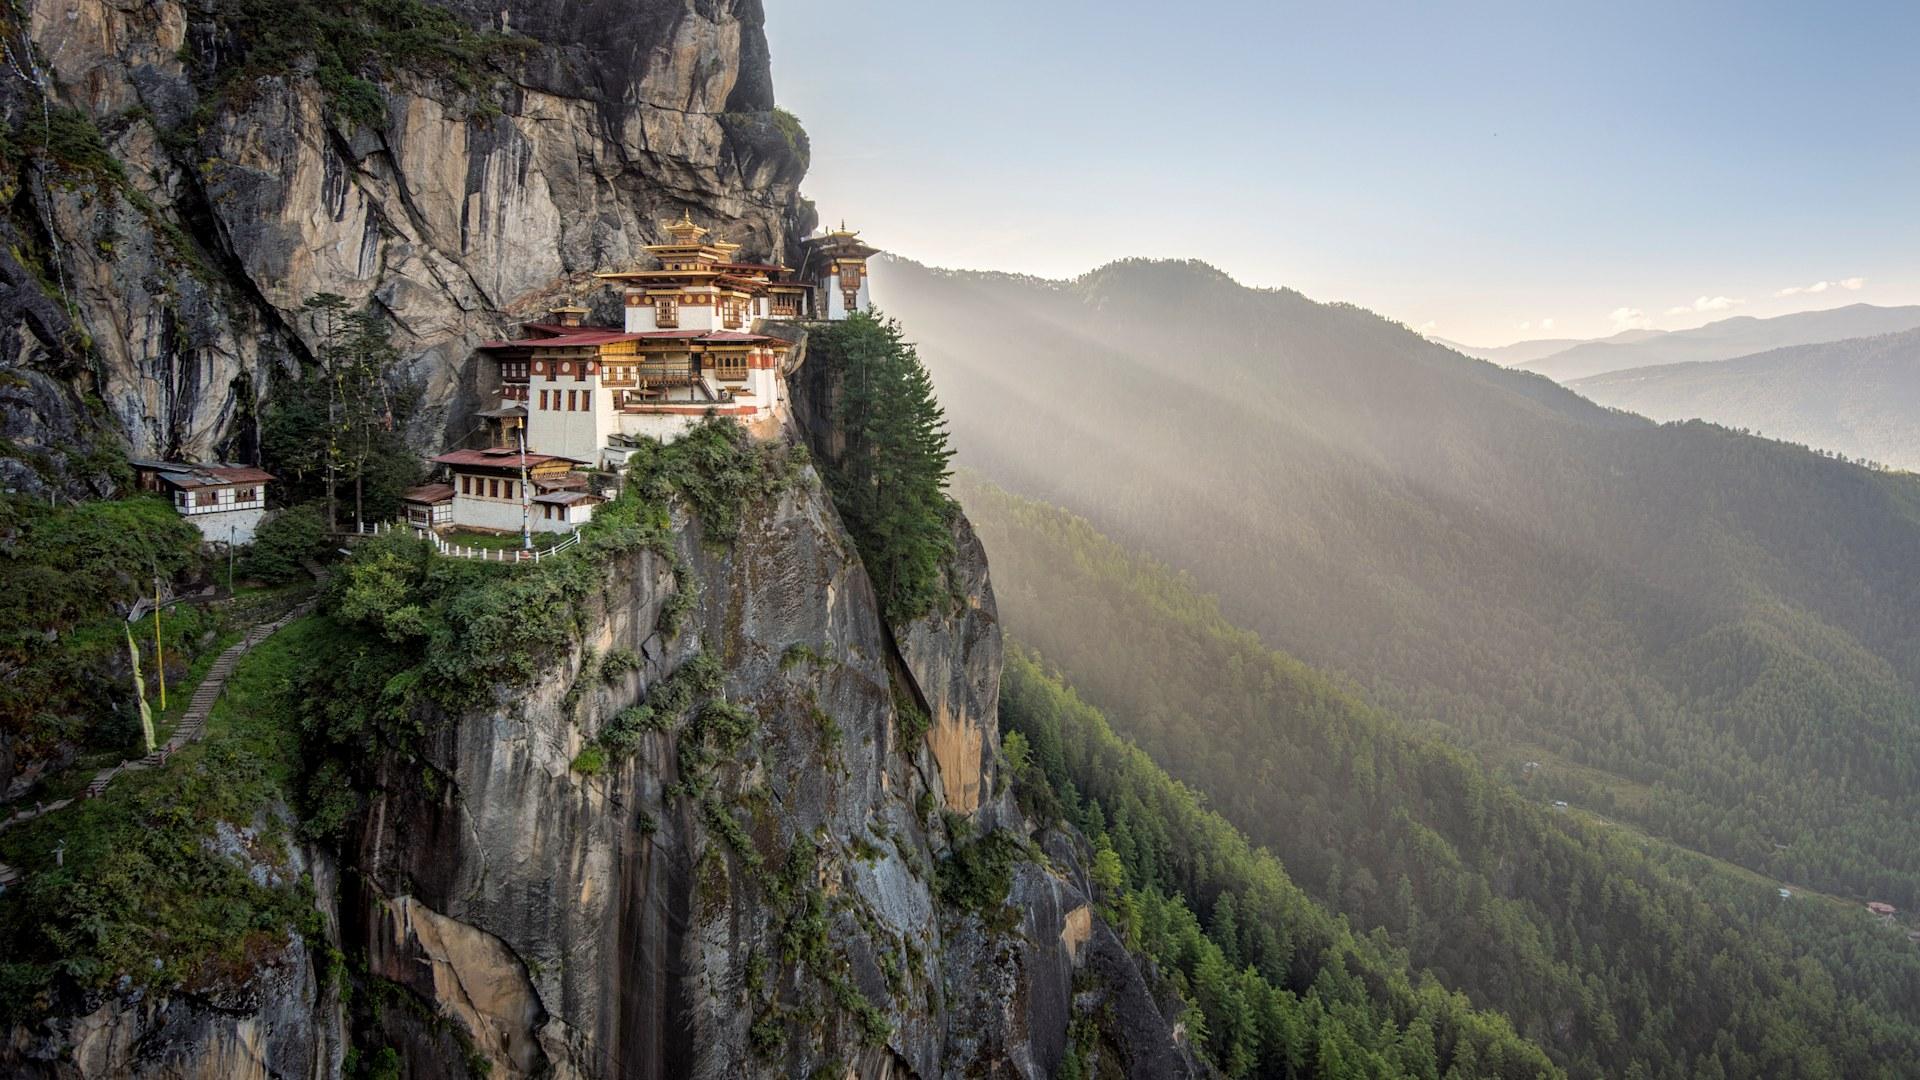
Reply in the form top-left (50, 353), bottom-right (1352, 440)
top-left (403, 483), bottom-right (455, 504)
top-left (131, 461), bottom-right (275, 489)
top-left (432, 449), bottom-right (582, 468)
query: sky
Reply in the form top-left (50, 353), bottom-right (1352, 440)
top-left (762, 1), bottom-right (1920, 347)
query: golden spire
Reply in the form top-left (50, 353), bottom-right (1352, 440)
top-left (664, 209), bottom-right (709, 244)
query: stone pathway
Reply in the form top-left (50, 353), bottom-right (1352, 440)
top-left (0, 602), bottom-right (313, 891)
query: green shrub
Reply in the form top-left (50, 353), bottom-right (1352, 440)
top-left (242, 504), bottom-right (331, 584)
top-left (935, 830), bottom-right (1023, 914)
top-left (772, 108), bottom-right (810, 167)
top-left (570, 746), bottom-right (606, 776)
top-left (626, 417), bottom-right (803, 546)
top-left (600, 647), bottom-right (641, 684)
top-left (16, 107), bottom-right (127, 184)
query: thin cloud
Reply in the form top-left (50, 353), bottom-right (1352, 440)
top-left (1665, 295), bottom-right (1745, 316)
top-left (1610, 307), bottom-right (1651, 331)
top-left (1777, 277), bottom-right (1866, 298)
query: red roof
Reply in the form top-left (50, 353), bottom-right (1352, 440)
top-left (630, 330), bottom-right (776, 344)
top-left (477, 329), bottom-right (646, 350)
top-left (433, 448), bottom-right (582, 469)
top-left (131, 460), bottom-right (275, 489)
top-left (402, 483), bottom-right (455, 504)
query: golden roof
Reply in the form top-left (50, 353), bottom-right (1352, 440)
top-left (664, 209), bottom-right (709, 244)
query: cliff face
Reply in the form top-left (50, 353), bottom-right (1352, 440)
top-left (339, 469), bottom-right (1198, 1078)
top-left (1, 0), bottom-right (808, 494)
top-left (2, 3), bottom-right (1202, 1073)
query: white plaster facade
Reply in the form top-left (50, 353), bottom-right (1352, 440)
top-left (821, 265), bottom-right (871, 321)
top-left (527, 362), bottom-right (619, 466)
top-left (180, 504), bottom-right (268, 545)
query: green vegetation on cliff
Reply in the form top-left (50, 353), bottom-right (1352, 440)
top-left (295, 418), bottom-right (803, 834)
top-left (966, 476), bottom-right (1920, 1079)
top-left (807, 312), bottom-right (956, 623)
top-left (0, 617), bottom-right (323, 1018)
top-left (198, 0), bottom-right (528, 128)
top-left (0, 495), bottom-right (212, 764)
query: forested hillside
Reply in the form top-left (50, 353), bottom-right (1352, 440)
top-left (967, 476), bottom-right (1920, 1080)
top-left (876, 255), bottom-right (1920, 912)
top-left (1571, 328), bottom-right (1920, 471)
top-left (1000, 654), bottom-right (1558, 1080)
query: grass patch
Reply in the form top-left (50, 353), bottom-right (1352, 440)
top-left (0, 617), bottom-right (321, 1019)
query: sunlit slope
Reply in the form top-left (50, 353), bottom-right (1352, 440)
top-left (962, 473), bottom-right (1920, 1080)
top-left (877, 255), bottom-right (1920, 907)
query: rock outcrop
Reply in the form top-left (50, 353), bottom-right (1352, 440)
top-left (1, 0), bottom-right (810, 488)
top-left (2, 835), bottom-right (346, 1079)
top-left (336, 465), bottom-right (1199, 1077)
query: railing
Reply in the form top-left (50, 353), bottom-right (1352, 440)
top-left (348, 520), bottom-right (583, 563)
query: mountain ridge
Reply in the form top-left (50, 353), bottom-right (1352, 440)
top-left (1569, 327), bottom-right (1920, 471)
top-left (871, 251), bottom-right (1920, 911)
top-left (1507, 302), bottom-right (1920, 380)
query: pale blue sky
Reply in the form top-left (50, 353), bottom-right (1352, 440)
top-left (763, 1), bottom-right (1919, 345)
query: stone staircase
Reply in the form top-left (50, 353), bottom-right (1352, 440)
top-left (74, 602), bottom-right (310, 800)
top-left (0, 600), bottom-right (315, 893)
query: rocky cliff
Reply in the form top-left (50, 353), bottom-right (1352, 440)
top-left (332, 461), bottom-right (1201, 1078)
top-left (0, 0), bottom-right (810, 496)
top-left (0, 2), bottom-right (1203, 1073)
top-left (5, 445), bottom-right (1203, 1080)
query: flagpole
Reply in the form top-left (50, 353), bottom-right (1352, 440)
top-left (152, 571), bottom-right (166, 712)
top-left (519, 425), bottom-right (532, 552)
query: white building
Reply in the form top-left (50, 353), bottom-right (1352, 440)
top-left (800, 224), bottom-right (879, 321)
top-left (461, 213), bottom-right (878, 489)
top-left (401, 483), bottom-right (455, 530)
top-left (130, 461), bottom-right (275, 545)
top-left (430, 448), bottom-right (602, 535)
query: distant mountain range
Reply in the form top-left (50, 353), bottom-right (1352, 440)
top-left (1445, 303), bottom-right (1920, 381)
top-left (874, 253), bottom-right (1920, 916)
top-left (1571, 328), bottom-right (1920, 470)
top-left (1434, 329), bottom-right (1660, 367)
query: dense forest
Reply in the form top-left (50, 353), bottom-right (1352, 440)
top-left (1003, 654), bottom-right (1557, 1079)
top-left (965, 475), bottom-right (1920, 1079)
top-left (875, 256), bottom-right (1920, 911)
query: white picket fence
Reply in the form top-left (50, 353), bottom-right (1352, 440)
top-left (349, 521), bottom-right (583, 563)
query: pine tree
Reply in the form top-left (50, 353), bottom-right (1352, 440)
top-left (812, 311), bottom-right (956, 623)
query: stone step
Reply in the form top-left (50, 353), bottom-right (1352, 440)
top-left (0, 863), bottom-right (20, 888)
